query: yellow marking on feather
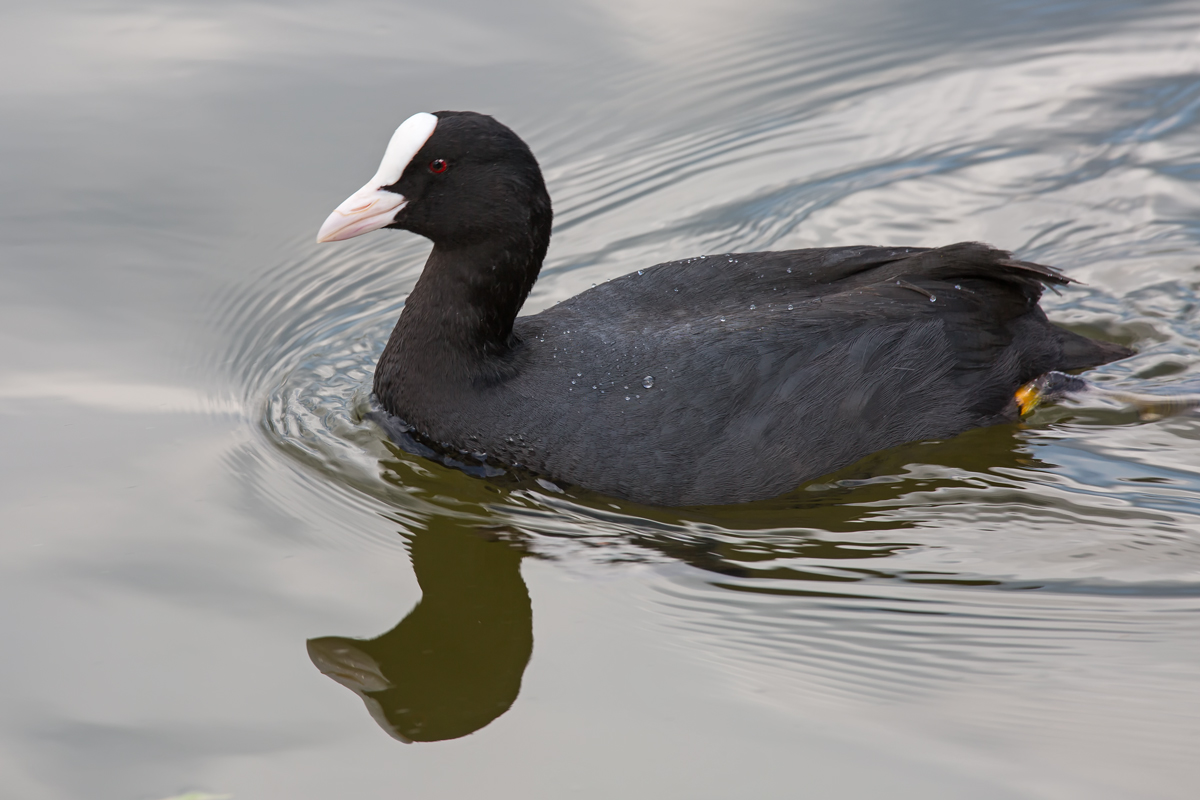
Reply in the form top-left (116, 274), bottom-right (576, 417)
top-left (1014, 382), bottom-right (1042, 416)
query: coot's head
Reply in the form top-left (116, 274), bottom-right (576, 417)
top-left (317, 111), bottom-right (550, 249)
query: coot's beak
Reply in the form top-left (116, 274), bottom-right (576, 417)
top-left (316, 111), bottom-right (439, 244)
top-left (316, 187), bottom-right (407, 243)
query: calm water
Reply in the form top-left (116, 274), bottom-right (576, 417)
top-left (3, 1), bottom-right (1200, 797)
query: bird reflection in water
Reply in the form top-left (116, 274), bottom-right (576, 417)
top-left (307, 421), bottom-right (1051, 741)
top-left (307, 522), bottom-right (532, 742)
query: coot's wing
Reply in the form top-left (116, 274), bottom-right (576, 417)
top-left (509, 243), bottom-right (1124, 504)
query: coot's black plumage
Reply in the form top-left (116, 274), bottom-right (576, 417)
top-left (317, 111), bottom-right (1131, 506)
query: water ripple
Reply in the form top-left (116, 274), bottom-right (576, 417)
top-left (205, 2), bottom-right (1200, 773)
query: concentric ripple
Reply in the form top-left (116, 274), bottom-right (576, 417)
top-left (210, 1), bottom-right (1200, 780)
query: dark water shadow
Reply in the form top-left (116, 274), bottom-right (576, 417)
top-left (302, 402), bottom-right (1184, 745)
top-left (307, 521), bottom-right (532, 743)
top-left (370, 420), bottom-right (1047, 557)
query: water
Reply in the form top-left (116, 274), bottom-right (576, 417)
top-left (3, 1), bottom-right (1200, 798)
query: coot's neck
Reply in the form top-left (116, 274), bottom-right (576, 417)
top-left (374, 210), bottom-right (552, 413)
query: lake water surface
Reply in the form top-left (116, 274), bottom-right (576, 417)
top-left (3, 1), bottom-right (1200, 798)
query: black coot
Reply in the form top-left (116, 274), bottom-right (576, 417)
top-left (316, 111), bottom-right (1131, 506)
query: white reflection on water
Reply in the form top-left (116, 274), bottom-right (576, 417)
top-left (0, 1), bottom-right (563, 97)
top-left (0, 372), bottom-right (241, 415)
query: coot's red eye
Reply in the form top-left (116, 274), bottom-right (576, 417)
top-left (429, 159), bottom-right (448, 174)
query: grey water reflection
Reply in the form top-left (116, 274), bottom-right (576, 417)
top-left (308, 523), bottom-right (531, 743)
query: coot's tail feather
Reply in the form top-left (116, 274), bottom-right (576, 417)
top-left (897, 241), bottom-right (1071, 290)
top-left (887, 242), bottom-right (1133, 371)
top-left (1054, 327), bottom-right (1134, 371)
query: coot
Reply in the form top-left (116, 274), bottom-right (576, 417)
top-left (316, 111), bottom-right (1131, 506)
